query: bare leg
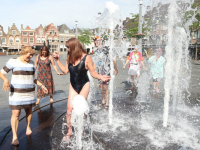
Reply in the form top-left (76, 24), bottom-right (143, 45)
top-left (130, 75), bottom-right (134, 89)
top-left (99, 84), bottom-right (106, 106)
top-left (25, 107), bottom-right (33, 135)
top-left (63, 84), bottom-right (78, 141)
top-left (36, 98), bottom-right (41, 105)
top-left (11, 109), bottom-right (21, 145)
top-left (156, 82), bottom-right (160, 91)
top-left (136, 74), bottom-right (140, 87)
top-left (153, 82), bottom-right (156, 89)
top-left (102, 84), bottom-right (109, 107)
top-left (50, 95), bottom-right (53, 103)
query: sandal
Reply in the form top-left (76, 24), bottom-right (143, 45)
top-left (98, 102), bottom-right (105, 107)
top-left (12, 139), bottom-right (19, 146)
top-left (104, 105), bottom-right (109, 109)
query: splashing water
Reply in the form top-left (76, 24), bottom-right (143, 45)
top-left (70, 95), bottom-right (89, 149)
top-left (163, 0), bottom-right (193, 127)
top-left (94, 1), bottom-right (128, 125)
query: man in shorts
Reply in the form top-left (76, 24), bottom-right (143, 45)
top-left (93, 36), bottom-right (118, 109)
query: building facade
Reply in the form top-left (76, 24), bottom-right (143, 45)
top-left (0, 25), bottom-right (7, 52)
top-left (35, 24), bottom-right (46, 50)
top-left (45, 23), bottom-right (60, 52)
top-left (57, 24), bottom-right (75, 53)
top-left (21, 25), bottom-right (35, 47)
top-left (7, 23), bottom-right (21, 52)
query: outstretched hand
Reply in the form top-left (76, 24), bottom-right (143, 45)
top-left (3, 79), bottom-right (10, 92)
top-left (100, 75), bottom-right (111, 82)
top-left (57, 72), bottom-right (64, 75)
top-left (122, 66), bottom-right (125, 70)
top-left (53, 51), bottom-right (60, 61)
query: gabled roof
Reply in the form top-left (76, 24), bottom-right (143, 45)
top-left (45, 23), bottom-right (54, 31)
top-left (25, 26), bottom-right (31, 29)
top-left (57, 24), bottom-right (73, 34)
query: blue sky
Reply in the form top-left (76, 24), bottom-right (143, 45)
top-left (0, 0), bottom-right (150, 32)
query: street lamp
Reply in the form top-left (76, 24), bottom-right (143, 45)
top-left (75, 21), bottom-right (78, 38)
top-left (138, 0), bottom-right (143, 53)
top-left (98, 12), bottom-right (101, 36)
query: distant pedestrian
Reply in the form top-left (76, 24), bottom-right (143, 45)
top-left (35, 46), bottom-right (62, 105)
top-left (0, 46), bottom-right (48, 146)
top-left (148, 48), bottom-right (165, 93)
top-left (122, 46), bottom-right (145, 90)
top-left (93, 36), bottom-right (118, 110)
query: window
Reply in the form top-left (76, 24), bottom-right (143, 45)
top-left (60, 37), bottom-right (64, 43)
top-left (54, 38), bottom-right (58, 42)
top-left (23, 32), bottom-right (27, 36)
top-left (193, 31), bottom-right (197, 39)
top-left (198, 31), bottom-right (200, 39)
top-left (29, 32), bottom-right (34, 36)
top-left (12, 30), bottom-right (16, 35)
top-left (30, 38), bottom-right (34, 43)
top-left (37, 38), bottom-right (40, 43)
top-left (51, 30), bottom-right (55, 34)
top-left (39, 31), bottom-right (43, 35)
top-left (66, 37), bottom-right (69, 41)
top-left (50, 45), bottom-right (58, 52)
top-left (64, 30), bottom-right (69, 34)
top-left (23, 38), bottom-right (28, 43)
top-left (42, 38), bottom-right (45, 43)
top-left (16, 38), bottom-right (20, 43)
top-left (48, 38), bottom-right (52, 42)
top-left (9, 38), bottom-right (14, 43)
top-left (0, 31), bottom-right (2, 36)
top-left (1, 38), bottom-right (6, 44)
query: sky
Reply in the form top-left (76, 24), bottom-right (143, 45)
top-left (0, 0), bottom-right (150, 33)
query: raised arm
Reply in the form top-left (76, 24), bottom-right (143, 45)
top-left (86, 55), bottom-right (110, 82)
top-left (49, 55), bottom-right (63, 75)
top-left (53, 52), bottom-right (69, 75)
top-left (35, 54), bottom-right (39, 71)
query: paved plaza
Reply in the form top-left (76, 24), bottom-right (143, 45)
top-left (0, 55), bottom-right (200, 149)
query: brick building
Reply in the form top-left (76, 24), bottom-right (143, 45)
top-left (35, 24), bottom-right (46, 50)
top-left (45, 23), bottom-right (60, 52)
top-left (21, 25), bottom-right (35, 47)
top-left (7, 23), bottom-right (21, 52)
top-left (0, 25), bottom-right (8, 53)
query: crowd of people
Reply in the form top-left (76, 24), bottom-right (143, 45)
top-left (0, 36), bottom-right (166, 145)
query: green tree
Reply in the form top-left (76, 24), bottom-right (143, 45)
top-left (124, 13), bottom-right (151, 39)
top-left (78, 29), bottom-right (92, 48)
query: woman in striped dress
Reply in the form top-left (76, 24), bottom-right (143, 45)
top-left (0, 46), bottom-right (48, 146)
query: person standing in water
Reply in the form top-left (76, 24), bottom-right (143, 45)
top-left (53, 38), bottom-right (110, 141)
top-left (148, 48), bottom-right (165, 93)
top-left (0, 46), bottom-right (48, 146)
top-left (93, 36), bottom-right (118, 110)
top-left (122, 46), bottom-right (145, 90)
top-left (35, 46), bottom-right (62, 105)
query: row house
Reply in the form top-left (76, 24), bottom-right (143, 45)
top-left (21, 25), bottom-right (35, 47)
top-left (0, 25), bottom-right (7, 52)
top-left (58, 24), bottom-right (75, 52)
top-left (7, 23), bottom-right (21, 52)
top-left (35, 24), bottom-right (46, 50)
top-left (45, 23), bottom-right (60, 52)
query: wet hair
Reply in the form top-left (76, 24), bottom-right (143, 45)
top-left (20, 46), bottom-right (35, 55)
top-left (66, 38), bottom-right (87, 64)
top-left (40, 46), bottom-right (50, 56)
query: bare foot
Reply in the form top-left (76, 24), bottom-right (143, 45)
top-left (26, 127), bottom-right (32, 135)
top-left (62, 132), bottom-right (71, 141)
top-left (12, 139), bottom-right (19, 146)
top-left (50, 98), bottom-right (53, 104)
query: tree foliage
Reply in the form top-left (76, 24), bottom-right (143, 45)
top-left (78, 29), bottom-right (92, 47)
top-left (123, 13), bottom-right (151, 39)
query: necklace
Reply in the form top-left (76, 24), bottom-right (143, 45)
top-left (20, 56), bottom-right (28, 64)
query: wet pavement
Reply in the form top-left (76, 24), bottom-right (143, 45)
top-left (0, 55), bottom-right (200, 149)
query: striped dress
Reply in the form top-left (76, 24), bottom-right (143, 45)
top-left (1, 58), bottom-right (36, 110)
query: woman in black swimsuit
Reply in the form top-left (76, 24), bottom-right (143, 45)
top-left (53, 38), bottom-right (110, 141)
